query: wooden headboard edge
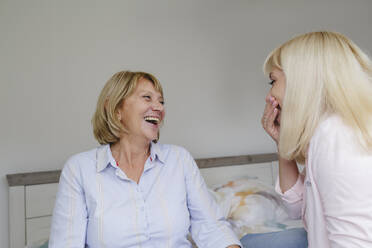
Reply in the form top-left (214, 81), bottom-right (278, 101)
top-left (7, 153), bottom-right (278, 186)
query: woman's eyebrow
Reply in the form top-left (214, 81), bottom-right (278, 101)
top-left (139, 90), bottom-right (163, 99)
top-left (139, 90), bottom-right (152, 95)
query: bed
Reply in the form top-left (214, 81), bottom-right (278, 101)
top-left (7, 152), bottom-right (302, 248)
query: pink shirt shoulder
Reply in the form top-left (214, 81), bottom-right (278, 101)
top-left (275, 114), bottom-right (372, 248)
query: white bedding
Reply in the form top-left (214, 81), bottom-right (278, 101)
top-left (210, 177), bottom-right (303, 238)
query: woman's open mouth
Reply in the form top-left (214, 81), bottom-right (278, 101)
top-left (144, 116), bottom-right (160, 126)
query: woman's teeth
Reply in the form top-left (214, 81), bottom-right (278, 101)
top-left (144, 116), bottom-right (160, 124)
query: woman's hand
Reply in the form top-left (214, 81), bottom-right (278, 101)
top-left (262, 95), bottom-right (301, 196)
top-left (261, 95), bottom-right (280, 144)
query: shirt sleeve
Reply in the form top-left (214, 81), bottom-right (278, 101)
top-left (275, 173), bottom-right (304, 219)
top-left (309, 123), bottom-right (372, 248)
top-left (49, 159), bottom-right (88, 248)
top-left (183, 150), bottom-right (241, 248)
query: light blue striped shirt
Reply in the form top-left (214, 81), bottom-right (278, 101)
top-left (49, 142), bottom-right (241, 248)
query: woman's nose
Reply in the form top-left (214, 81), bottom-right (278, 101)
top-left (152, 101), bottom-right (164, 111)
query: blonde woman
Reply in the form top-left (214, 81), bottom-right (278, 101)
top-left (49, 71), bottom-right (241, 248)
top-left (259, 31), bottom-right (372, 247)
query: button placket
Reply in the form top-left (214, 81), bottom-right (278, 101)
top-left (136, 184), bottom-right (149, 233)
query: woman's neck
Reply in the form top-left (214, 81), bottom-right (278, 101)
top-left (111, 135), bottom-right (150, 169)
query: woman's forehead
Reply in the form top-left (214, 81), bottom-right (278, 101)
top-left (135, 79), bottom-right (163, 96)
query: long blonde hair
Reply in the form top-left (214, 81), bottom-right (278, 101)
top-left (264, 31), bottom-right (372, 163)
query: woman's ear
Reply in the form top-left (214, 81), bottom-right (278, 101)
top-left (117, 110), bottom-right (122, 121)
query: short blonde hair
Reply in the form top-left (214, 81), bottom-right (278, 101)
top-left (92, 71), bottom-right (164, 145)
top-left (264, 31), bottom-right (372, 163)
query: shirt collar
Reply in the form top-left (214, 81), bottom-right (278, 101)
top-left (96, 144), bottom-right (117, 173)
top-left (149, 141), bottom-right (165, 164)
top-left (96, 142), bottom-right (165, 173)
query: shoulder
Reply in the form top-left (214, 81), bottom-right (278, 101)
top-left (156, 143), bottom-right (193, 159)
top-left (313, 114), bottom-right (348, 138)
top-left (66, 147), bottom-right (98, 166)
top-left (308, 114), bottom-right (372, 176)
top-left (308, 117), bottom-right (372, 208)
top-left (155, 143), bottom-right (197, 172)
top-left (310, 114), bottom-right (355, 150)
top-left (62, 146), bottom-right (100, 174)
top-left (308, 115), bottom-right (349, 173)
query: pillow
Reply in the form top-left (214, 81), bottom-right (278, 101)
top-left (209, 177), bottom-right (296, 238)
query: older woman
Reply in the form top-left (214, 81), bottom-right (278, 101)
top-left (247, 31), bottom-right (372, 248)
top-left (49, 71), bottom-right (241, 248)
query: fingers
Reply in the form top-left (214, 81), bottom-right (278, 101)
top-left (261, 103), bottom-right (270, 127)
top-left (262, 97), bottom-right (277, 126)
top-left (265, 93), bottom-right (271, 103)
top-left (262, 96), bottom-right (274, 123)
top-left (262, 101), bottom-right (278, 130)
top-left (265, 94), bottom-right (274, 104)
top-left (262, 98), bottom-right (280, 143)
top-left (267, 101), bottom-right (279, 126)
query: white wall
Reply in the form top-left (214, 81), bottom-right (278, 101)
top-left (1, 0), bottom-right (371, 246)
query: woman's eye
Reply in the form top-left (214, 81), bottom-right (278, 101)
top-left (143, 95), bottom-right (151, 100)
top-left (269, 80), bottom-right (275, 85)
top-left (160, 101), bottom-right (165, 105)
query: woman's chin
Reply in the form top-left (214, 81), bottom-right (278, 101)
top-left (144, 132), bottom-right (158, 142)
top-left (141, 123), bottom-right (159, 142)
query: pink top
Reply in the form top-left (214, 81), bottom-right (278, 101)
top-left (275, 115), bottom-right (372, 248)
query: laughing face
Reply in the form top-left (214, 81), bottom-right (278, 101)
top-left (117, 77), bottom-right (165, 143)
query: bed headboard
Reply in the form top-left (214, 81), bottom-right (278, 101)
top-left (6, 152), bottom-right (278, 248)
